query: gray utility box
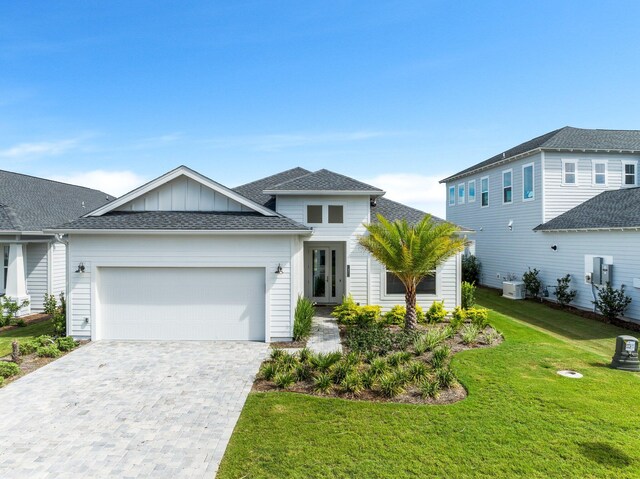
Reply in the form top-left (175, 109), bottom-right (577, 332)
top-left (611, 335), bottom-right (640, 371)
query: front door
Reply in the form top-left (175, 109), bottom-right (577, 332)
top-left (305, 245), bottom-right (344, 304)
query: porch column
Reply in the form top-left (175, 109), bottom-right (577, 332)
top-left (5, 243), bottom-right (30, 315)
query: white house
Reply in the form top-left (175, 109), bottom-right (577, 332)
top-left (442, 126), bottom-right (640, 322)
top-left (0, 170), bottom-right (113, 315)
top-left (49, 166), bottom-right (464, 342)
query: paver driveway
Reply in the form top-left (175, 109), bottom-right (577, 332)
top-left (0, 341), bottom-right (268, 479)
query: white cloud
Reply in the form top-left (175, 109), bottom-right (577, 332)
top-left (362, 173), bottom-right (447, 219)
top-left (0, 138), bottom-right (82, 159)
top-left (49, 170), bottom-right (148, 197)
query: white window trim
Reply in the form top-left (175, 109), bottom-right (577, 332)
top-left (304, 202), bottom-right (347, 226)
top-left (468, 179), bottom-right (476, 203)
top-left (327, 204), bottom-right (345, 224)
top-left (381, 267), bottom-right (439, 300)
top-left (457, 183), bottom-right (465, 205)
top-left (502, 169), bottom-right (513, 205)
top-left (480, 176), bottom-right (489, 208)
top-left (305, 204), bottom-right (324, 224)
top-left (561, 159), bottom-right (578, 186)
top-left (591, 160), bottom-right (607, 187)
top-left (448, 186), bottom-right (455, 206)
top-left (522, 163), bottom-right (535, 201)
top-left (622, 160), bottom-right (638, 187)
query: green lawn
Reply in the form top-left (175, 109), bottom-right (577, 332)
top-left (218, 294), bottom-right (640, 479)
top-left (0, 319), bottom-right (53, 357)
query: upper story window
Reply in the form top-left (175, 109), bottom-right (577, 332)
top-left (307, 204), bottom-right (344, 224)
top-left (328, 205), bottom-right (344, 223)
top-left (448, 186), bottom-right (455, 206)
top-left (481, 176), bottom-right (489, 207)
top-left (458, 183), bottom-right (465, 204)
top-left (307, 205), bottom-right (323, 223)
top-left (562, 160), bottom-right (577, 185)
top-left (592, 161), bottom-right (607, 186)
top-left (468, 180), bottom-right (476, 203)
top-left (502, 169), bottom-right (512, 204)
top-left (623, 161), bottom-right (637, 186)
top-left (522, 163), bottom-right (534, 201)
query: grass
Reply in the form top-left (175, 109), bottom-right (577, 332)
top-left (218, 294), bottom-right (640, 478)
top-left (0, 319), bottom-right (53, 357)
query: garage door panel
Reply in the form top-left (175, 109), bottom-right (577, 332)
top-left (98, 267), bottom-right (265, 341)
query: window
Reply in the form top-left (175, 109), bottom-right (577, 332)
top-left (448, 186), bottom-right (455, 206)
top-left (481, 176), bottom-right (489, 207)
top-left (468, 180), bottom-right (476, 203)
top-left (306, 205), bottom-right (323, 223)
top-left (522, 163), bottom-right (534, 200)
top-left (623, 161), bottom-right (637, 186)
top-left (592, 161), bottom-right (607, 186)
top-left (458, 183), bottom-right (465, 204)
top-left (502, 170), bottom-right (512, 204)
top-left (562, 160), bottom-right (577, 185)
top-left (385, 271), bottom-right (436, 295)
top-left (328, 205), bottom-right (343, 224)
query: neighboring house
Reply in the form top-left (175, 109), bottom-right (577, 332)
top-left (48, 166), bottom-right (464, 342)
top-left (0, 170), bottom-right (113, 315)
top-left (442, 126), bottom-right (640, 321)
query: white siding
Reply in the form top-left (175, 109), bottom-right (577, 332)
top-left (67, 234), bottom-right (296, 341)
top-left (115, 176), bottom-right (251, 212)
top-left (26, 243), bottom-right (49, 312)
top-left (51, 242), bottom-right (66, 297)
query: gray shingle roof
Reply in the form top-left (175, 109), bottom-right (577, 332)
top-left (534, 187), bottom-right (640, 231)
top-left (264, 169), bottom-right (384, 194)
top-left (0, 170), bottom-right (114, 232)
top-left (442, 127), bottom-right (640, 182)
top-left (233, 167), bottom-right (311, 209)
top-left (52, 211), bottom-right (311, 232)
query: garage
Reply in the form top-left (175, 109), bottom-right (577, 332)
top-left (97, 267), bottom-right (266, 341)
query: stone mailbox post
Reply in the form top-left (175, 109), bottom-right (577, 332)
top-left (611, 335), bottom-right (640, 372)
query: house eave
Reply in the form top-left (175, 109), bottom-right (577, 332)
top-left (43, 228), bottom-right (313, 236)
top-left (263, 189), bottom-right (386, 196)
top-left (535, 226), bottom-right (640, 233)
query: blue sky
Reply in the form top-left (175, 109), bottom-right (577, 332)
top-left (2, 1), bottom-right (640, 217)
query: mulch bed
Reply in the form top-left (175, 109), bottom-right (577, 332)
top-left (0, 313), bottom-right (51, 334)
top-left (271, 340), bottom-right (306, 349)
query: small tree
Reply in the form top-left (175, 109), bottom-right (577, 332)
top-left (593, 283), bottom-right (632, 322)
top-left (461, 281), bottom-right (476, 309)
top-left (522, 268), bottom-right (542, 300)
top-left (462, 255), bottom-right (481, 284)
top-left (0, 297), bottom-right (30, 327)
top-left (554, 274), bottom-right (577, 307)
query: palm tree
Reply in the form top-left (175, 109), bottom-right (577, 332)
top-left (359, 214), bottom-right (467, 330)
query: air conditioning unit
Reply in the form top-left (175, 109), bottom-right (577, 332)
top-left (502, 281), bottom-right (525, 300)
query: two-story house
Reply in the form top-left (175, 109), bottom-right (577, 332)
top-left (49, 165), bottom-right (464, 342)
top-left (442, 126), bottom-right (640, 321)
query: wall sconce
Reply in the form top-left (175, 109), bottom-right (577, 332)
top-left (551, 245), bottom-right (558, 251)
top-left (508, 220), bottom-right (513, 231)
top-left (75, 262), bottom-right (85, 273)
top-left (274, 264), bottom-right (284, 274)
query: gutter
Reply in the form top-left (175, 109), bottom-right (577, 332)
top-left (535, 226), bottom-right (640, 233)
top-left (43, 228), bottom-right (313, 236)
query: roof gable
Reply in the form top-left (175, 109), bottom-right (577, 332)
top-left (233, 167), bottom-right (311, 209)
top-left (88, 166), bottom-right (277, 217)
top-left (263, 169), bottom-right (385, 195)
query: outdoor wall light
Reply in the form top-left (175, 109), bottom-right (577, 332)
top-left (75, 262), bottom-right (85, 273)
top-left (508, 220), bottom-right (513, 231)
top-left (274, 264), bottom-right (284, 274)
top-left (551, 245), bottom-right (558, 251)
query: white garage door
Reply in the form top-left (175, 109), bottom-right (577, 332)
top-left (98, 267), bottom-right (265, 341)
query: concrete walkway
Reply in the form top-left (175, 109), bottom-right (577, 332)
top-left (306, 307), bottom-right (342, 353)
top-left (0, 341), bottom-right (268, 479)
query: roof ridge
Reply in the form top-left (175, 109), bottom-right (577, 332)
top-left (0, 169), bottom-right (113, 197)
top-left (233, 167), bottom-right (311, 190)
top-left (268, 169), bottom-right (317, 188)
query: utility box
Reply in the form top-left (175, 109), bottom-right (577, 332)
top-left (502, 281), bottom-right (525, 300)
top-left (602, 263), bottom-right (613, 285)
top-left (611, 335), bottom-right (640, 372)
top-left (592, 257), bottom-right (603, 285)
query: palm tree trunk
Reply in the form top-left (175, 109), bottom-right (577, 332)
top-left (404, 286), bottom-right (418, 330)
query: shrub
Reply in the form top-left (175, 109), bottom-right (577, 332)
top-left (52, 311), bottom-right (66, 337)
top-left (449, 307), bottom-right (465, 331)
top-left (419, 378), bottom-right (441, 399)
top-left (361, 370), bottom-right (376, 389)
top-left (270, 348), bottom-right (286, 361)
top-left (379, 372), bottom-right (406, 398)
top-left (293, 296), bottom-right (315, 341)
top-left (554, 274), bottom-right (577, 307)
top-left (313, 373), bottom-right (333, 394)
top-left (425, 301), bottom-right (447, 324)
top-left (461, 281), bottom-right (476, 309)
top-left (461, 324), bottom-right (481, 345)
top-left (331, 361), bottom-right (353, 384)
top-left (36, 345), bottom-right (61, 358)
top-left (0, 361), bottom-right (20, 378)
top-left (356, 305), bottom-right (382, 326)
top-left (369, 357), bottom-right (388, 377)
top-left (331, 295), bottom-right (360, 323)
top-left (484, 330), bottom-right (502, 345)
top-left (435, 368), bottom-right (456, 388)
top-left (407, 360), bottom-right (428, 382)
top-left (462, 254), bottom-right (481, 284)
top-left (386, 351), bottom-right (412, 367)
top-left (43, 293), bottom-right (57, 316)
top-left (430, 346), bottom-right (451, 369)
top-left (341, 372), bottom-right (364, 395)
top-left (56, 337), bottom-right (78, 352)
top-left (20, 335), bottom-right (55, 355)
top-left (443, 325), bottom-right (457, 340)
top-left (343, 351), bottom-right (361, 366)
top-left (311, 351), bottom-right (342, 372)
top-left (273, 371), bottom-right (296, 389)
top-left (593, 283), bottom-right (632, 321)
top-left (294, 362), bottom-right (314, 382)
top-left (0, 297), bottom-right (30, 327)
top-left (384, 305), bottom-right (425, 325)
top-left (275, 351), bottom-right (298, 370)
top-left (466, 308), bottom-right (489, 329)
top-left (14, 319), bottom-right (26, 327)
top-left (344, 324), bottom-right (393, 355)
top-left (0, 377), bottom-right (3, 387)
top-left (298, 347), bottom-right (313, 363)
top-left (258, 362), bottom-right (278, 381)
top-left (522, 268), bottom-right (542, 299)
top-left (414, 328), bottom-right (447, 355)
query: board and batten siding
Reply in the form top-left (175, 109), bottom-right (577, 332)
top-left (67, 234), bottom-right (296, 340)
top-left (543, 152), bottom-right (640, 222)
top-left (25, 243), bottom-right (49, 312)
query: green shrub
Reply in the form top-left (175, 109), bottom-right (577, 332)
top-left (363, 351), bottom-right (378, 364)
top-left (461, 281), bottom-right (476, 309)
top-left (56, 337), bottom-right (78, 352)
top-left (383, 305), bottom-right (406, 325)
top-left (311, 351), bottom-right (342, 372)
top-left (14, 319), bottom-right (26, 327)
top-left (344, 324), bottom-right (393, 355)
top-left (298, 347), bottom-right (313, 363)
top-left (462, 254), bottom-right (481, 284)
top-left (425, 301), bottom-right (447, 324)
top-left (293, 296), bottom-right (315, 341)
top-left (273, 371), bottom-right (296, 389)
top-left (554, 274), bottom-right (577, 307)
top-left (294, 362), bottom-right (315, 382)
top-left (414, 328), bottom-right (448, 355)
top-left (270, 348), bottom-right (286, 361)
top-left (430, 346), bottom-right (451, 369)
top-left (461, 324), bottom-right (481, 345)
top-left (0, 376), bottom-right (4, 387)
top-left (361, 370), bottom-right (376, 389)
top-left (343, 351), bottom-right (361, 366)
top-left (19, 341), bottom-right (36, 356)
top-left (19, 335), bottom-right (55, 356)
top-left (386, 351), bottom-right (412, 367)
top-left (0, 361), bottom-right (20, 378)
top-left (407, 360), bottom-right (428, 382)
top-left (522, 268), bottom-right (542, 299)
top-left (484, 330), bottom-right (502, 345)
top-left (466, 308), bottom-right (489, 329)
top-left (449, 307), bottom-right (465, 331)
top-left (51, 311), bottom-right (66, 337)
top-left (313, 373), bottom-right (333, 394)
top-left (341, 372), bottom-right (364, 395)
top-left (379, 372), bottom-right (406, 398)
top-left (356, 305), bottom-right (381, 326)
top-left (0, 297), bottom-right (30, 327)
top-left (443, 325), bottom-right (457, 340)
top-left (36, 345), bottom-right (61, 358)
top-left (593, 283), bottom-right (632, 321)
top-left (369, 357), bottom-right (388, 377)
top-left (331, 361), bottom-right (353, 384)
top-left (258, 362), bottom-right (278, 381)
top-left (331, 294), bottom-right (360, 323)
top-left (43, 293), bottom-right (57, 316)
top-left (435, 368), bottom-right (456, 388)
top-left (419, 378), bottom-right (441, 399)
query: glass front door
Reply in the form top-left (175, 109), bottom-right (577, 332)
top-left (306, 245), bottom-right (344, 303)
